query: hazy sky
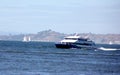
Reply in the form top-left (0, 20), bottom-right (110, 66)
top-left (0, 0), bottom-right (120, 34)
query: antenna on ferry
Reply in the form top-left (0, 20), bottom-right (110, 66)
top-left (75, 33), bottom-right (78, 36)
top-left (85, 36), bottom-right (88, 38)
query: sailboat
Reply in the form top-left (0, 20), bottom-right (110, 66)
top-left (23, 36), bottom-right (31, 42)
top-left (109, 41), bottom-right (113, 45)
top-left (28, 36), bottom-right (31, 41)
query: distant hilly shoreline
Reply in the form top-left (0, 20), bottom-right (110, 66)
top-left (0, 30), bottom-right (120, 44)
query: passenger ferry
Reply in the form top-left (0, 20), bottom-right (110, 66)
top-left (55, 35), bottom-right (96, 49)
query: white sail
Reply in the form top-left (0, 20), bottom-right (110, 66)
top-left (28, 36), bottom-right (31, 41)
top-left (23, 36), bottom-right (27, 42)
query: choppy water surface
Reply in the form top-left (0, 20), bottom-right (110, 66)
top-left (0, 41), bottom-right (120, 75)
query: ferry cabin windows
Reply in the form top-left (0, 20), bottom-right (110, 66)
top-left (64, 37), bottom-right (88, 41)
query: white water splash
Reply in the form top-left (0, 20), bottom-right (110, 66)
top-left (98, 47), bottom-right (118, 51)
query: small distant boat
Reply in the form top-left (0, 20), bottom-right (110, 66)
top-left (109, 41), bottom-right (113, 45)
top-left (55, 35), bottom-right (96, 49)
top-left (23, 36), bottom-right (31, 42)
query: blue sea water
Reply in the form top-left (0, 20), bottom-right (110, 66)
top-left (0, 41), bottom-right (120, 75)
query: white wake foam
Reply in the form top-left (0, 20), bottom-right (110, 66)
top-left (98, 47), bottom-right (118, 51)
